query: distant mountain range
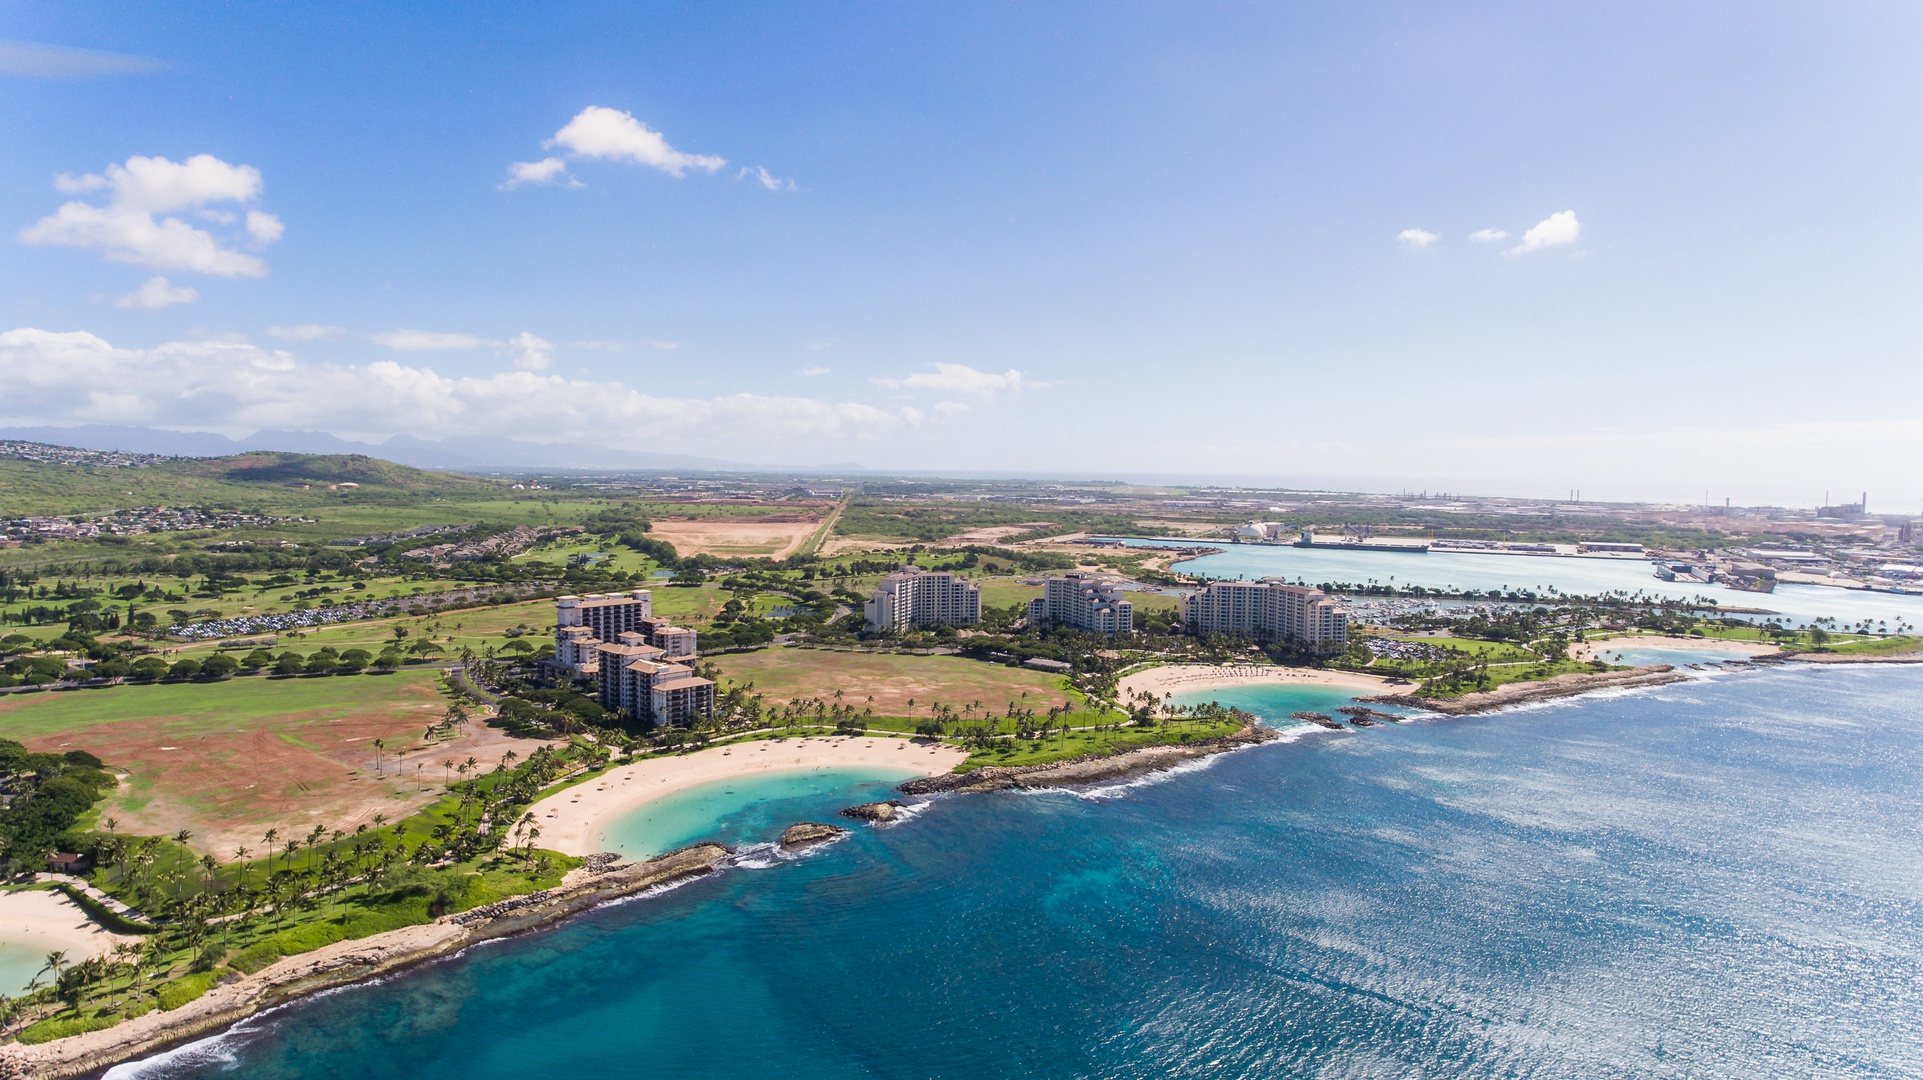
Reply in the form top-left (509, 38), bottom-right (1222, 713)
top-left (0, 425), bottom-right (764, 473)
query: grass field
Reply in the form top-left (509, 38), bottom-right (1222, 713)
top-left (0, 670), bottom-right (538, 854)
top-left (709, 648), bottom-right (1075, 717)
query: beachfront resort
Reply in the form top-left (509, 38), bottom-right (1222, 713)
top-left (552, 590), bottom-right (716, 726)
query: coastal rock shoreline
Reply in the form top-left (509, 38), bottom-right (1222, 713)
top-left (898, 723), bottom-right (1279, 796)
top-left (1362, 665), bottom-right (1687, 716)
top-left (0, 844), bottom-right (731, 1080)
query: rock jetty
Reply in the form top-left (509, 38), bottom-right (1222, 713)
top-left (900, 722), bottom-right (1277, 795)
top-left (1365, 665), bottom-right (1686, 716)
top-left (777, 822), bottom-right (847, 850)
top-left (841, 800), bottom-right (906, 823)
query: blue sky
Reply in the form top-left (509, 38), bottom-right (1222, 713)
top-left (3, 2), bottom-right (1921, 507)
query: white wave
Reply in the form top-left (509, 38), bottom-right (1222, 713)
top-left (100, 1001), bottom-right (298, 1079)
top-left (590, 869), bottom-right (707, 911)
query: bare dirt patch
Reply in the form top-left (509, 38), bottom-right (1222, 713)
top-left (648, 518), bottom-right (824, 559)
top-left (2, 675), bottom-right (549, 856)
top-left (938, 523), bottom-right (1057, 546)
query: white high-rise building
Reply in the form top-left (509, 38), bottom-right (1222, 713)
top-left (1026, 572), bottom-right (1134, 635)
top-left (863, 567), bottom-right (981, 631)
top-left (1181, 579), bottom-right (1348, 651)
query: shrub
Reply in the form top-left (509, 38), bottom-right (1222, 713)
top-left (199, 654), bottom-right (239, 678)
top-left (157, 969), bottom-right (225, 1010)
top-left (169, 658), bottom-right (201, 679)
top-left (18, 1012), bottom-right (120, 1044)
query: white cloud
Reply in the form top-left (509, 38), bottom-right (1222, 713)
top-left (872, 362), bottom-right (1024, 397)
top-left (502, 157), bottom-right (574, 189)
top-left (1469, 228), bottom-right (1509, 242)
top-left (546, 106), bottom-right (725, 177)
top-left (506, 331), bottom-right (555, 371)
top-left (0, 39), bottom-right (169, 78)
top-left (798, 365), bottom-right (830, 377)
top-left (0, 327), bottom-right (917, 444)
top-left (269, 323), bottom-right (344, 340)
top-left (369, 330), bottom-right (490, 351)
top-left (1509, 210), bottom-right (1581, 254)
top-left (569, 339), bottom-right (625, 351)
top-left (19, 154), bottom-right (277, 276)
top-left (1397, 228), bottom-right (1440, 250)
top-left (648, 340), bottom-right (681, 351)
top-left (933, 401), bottom-right (970, 418)
top-left (114, 276), bottom-right (198, 310)
top-left (245, 210), bottom-right (284, 243)
top-left (740, 166), bottom-right (796, 192)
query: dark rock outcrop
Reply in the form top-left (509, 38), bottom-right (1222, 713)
top-left (841, 800), bottom-right (905, 823)
top-left (778, 822), bottom-right (848, 850)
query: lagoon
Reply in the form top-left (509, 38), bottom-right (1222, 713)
top-left (596, 768), bottom-right (916, 858)
top-left (1119, 538), bottom-right (1923, 628)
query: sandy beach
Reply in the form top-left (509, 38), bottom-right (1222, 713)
top-left (1574, 634), bottom-right (1781, 662)
top-left (1118, 663), bottom-right (1400, 706)
top-left (0, 890), bottom-right (136, 995)
top-left (528, 736), bottom-right (968, 856)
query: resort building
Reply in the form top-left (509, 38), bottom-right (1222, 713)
top-left (556, 589), bottom-right (653, 640)
top-left (1181, 579), bottom-right (1349, 651)
top-left (553, 594), bottom-right (713, 725)
top-left (1026, 572), bottom-right (1134, 635)
top-left (863, 567), bottom-right (981, 631)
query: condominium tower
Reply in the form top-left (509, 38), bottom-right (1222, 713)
top-left (863, 567), bottom-right (981, 631)
top-left (1026, 572), bottom-right (1134, 635)
top-left (1181, 579), bottom-right (1349, 651)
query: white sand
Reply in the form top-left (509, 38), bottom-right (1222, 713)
top-left (0, 890), bottom-right (137, 994)
top-left (527, 736), bottom-right (968, 855)
top-left (1574, 634), bottom-right (1780, 661)
top-left (1118, 663), bottom-right (1400, 706)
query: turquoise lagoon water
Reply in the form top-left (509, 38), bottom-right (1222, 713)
top-left (595, 768), bottom-right (920, 858)
top-left (0, 939), bottom-right (49, 997)
top-left (115, 664), bottom-right (1923, 1079)
top-left (1118, 538), bottom-right (1923, 629)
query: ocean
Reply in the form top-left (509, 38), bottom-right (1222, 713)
top-left (115, 664), bottom-right (1923, 1079)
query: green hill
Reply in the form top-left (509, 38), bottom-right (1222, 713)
top-left (0, 446), bottom-right (503, 518)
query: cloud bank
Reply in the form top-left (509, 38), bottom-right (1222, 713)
top-left (0, 328), bottom-right (924, 446)
top-left (19, 154), bottom-right (281, 276)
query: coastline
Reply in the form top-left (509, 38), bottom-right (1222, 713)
top-left (529, 736), bottom-right (968, 856)
top-left (1365, 665), bottom-right (1689, 716)
top-left (1117, 663), bottom-right (1403, 703)
top-left (14, 652), bottom-right (1921, 1075)
top-left (0, 844), bottom-right (731, 1080)
top-left (1573, 634), bottom-right (1781, 661)
top-left (0, 891), bottom-right (137, 996)
top-left (901, 722), bottom-right (1280, 795)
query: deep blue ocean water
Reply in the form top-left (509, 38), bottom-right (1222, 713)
top-left (116, 664), bottom-right (1923, 1079)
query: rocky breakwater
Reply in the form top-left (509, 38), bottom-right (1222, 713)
top-left (900, 722), bottom-right (1279, 796)
top-left (841, 800), bottom-right (906, 824)
top-left (0, 844), bottom-right (731, 1080)
top-left (1365, 665), bottom-right (1686, 716)
top-left (777, 822), bottom-right (848, 851)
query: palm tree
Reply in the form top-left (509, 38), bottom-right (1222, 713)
top-left (38, 950), bottom-right (68, 990)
